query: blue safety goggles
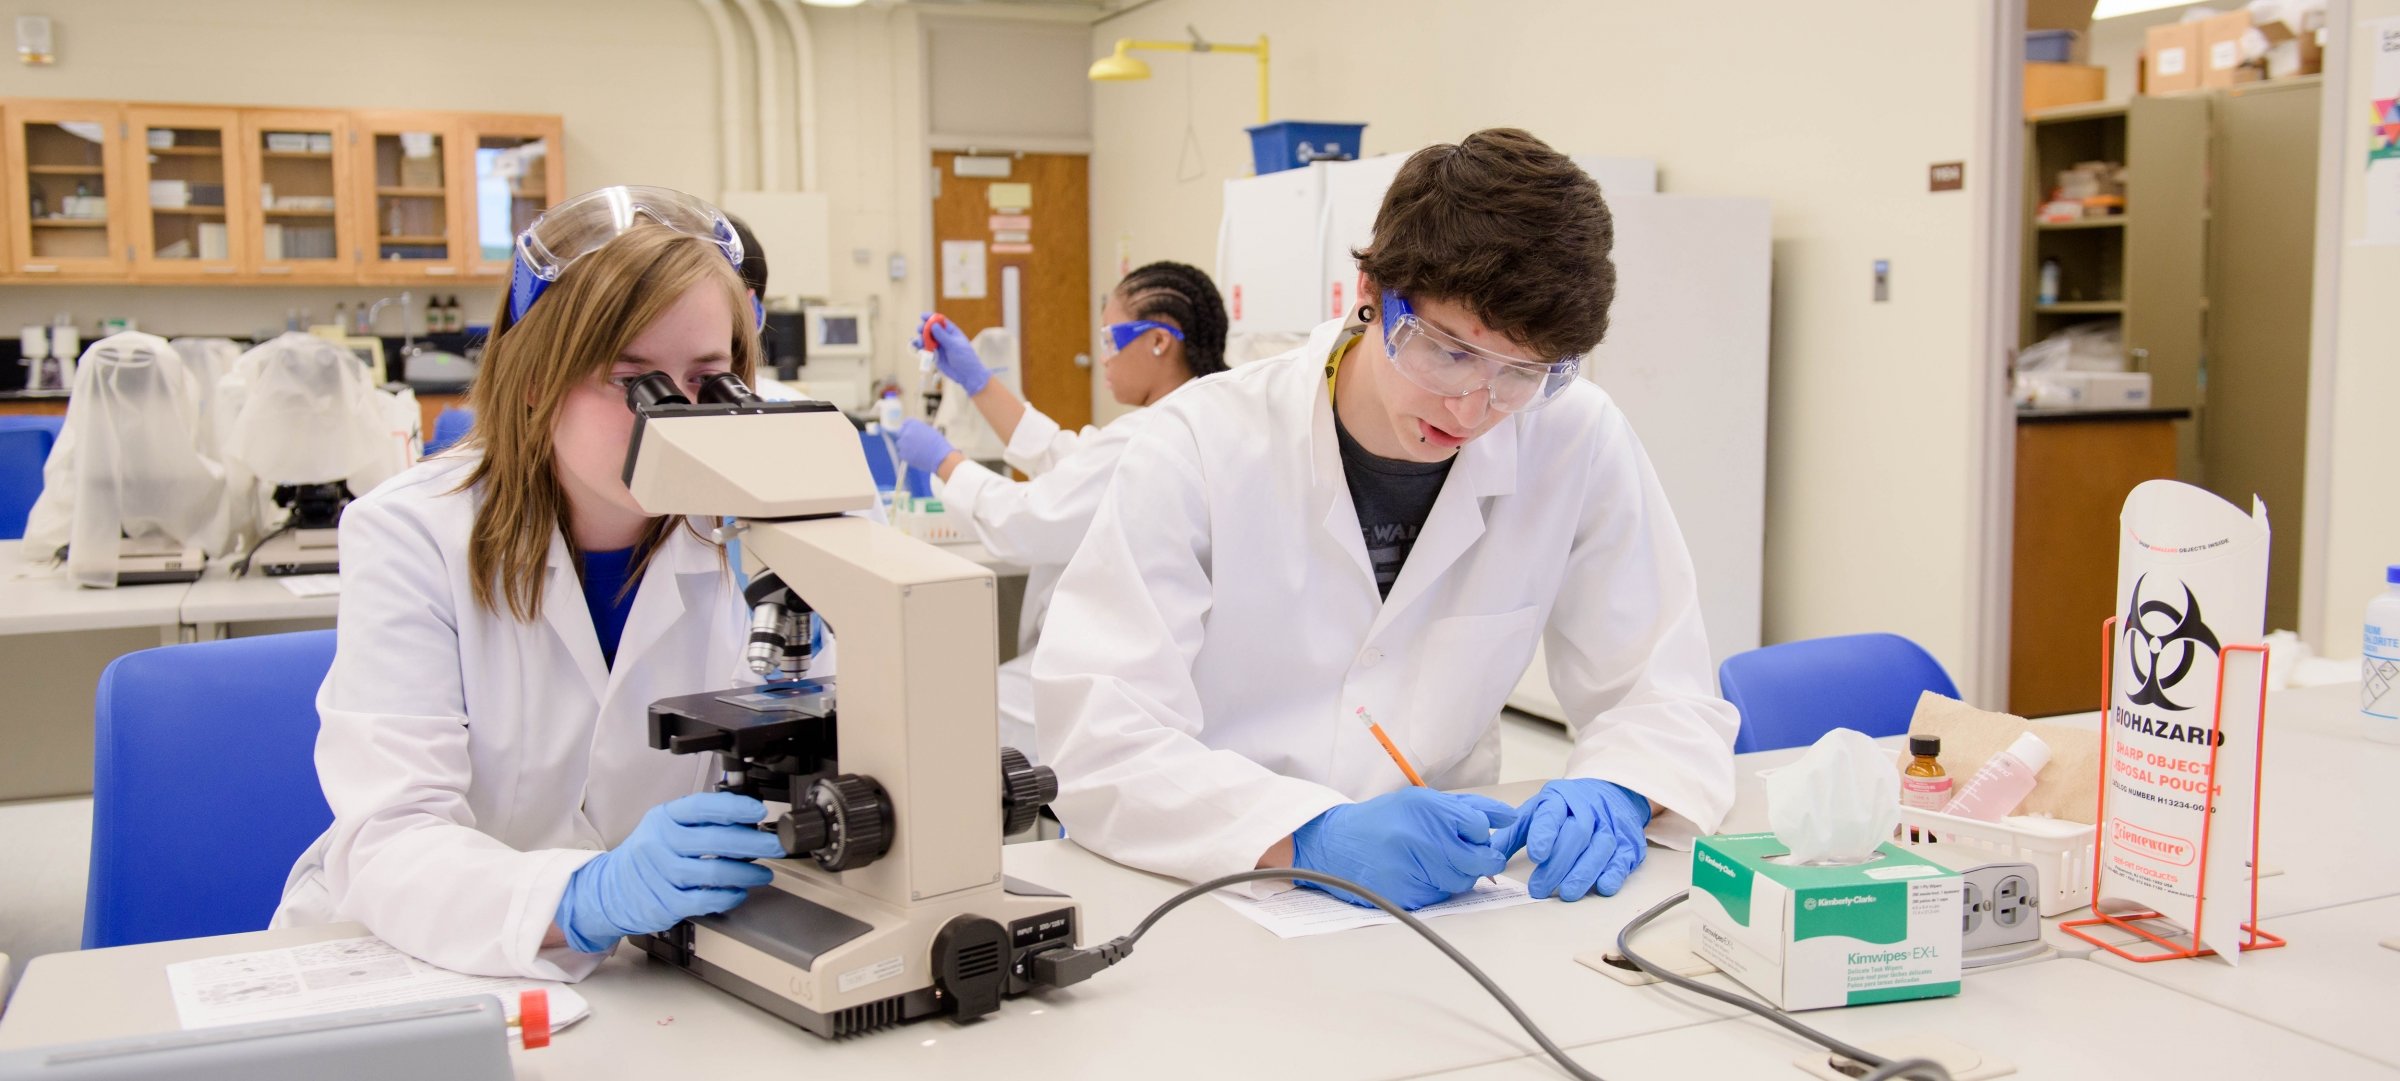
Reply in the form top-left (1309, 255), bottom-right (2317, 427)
top-left (1102, 320), bottom-right (1184, 353)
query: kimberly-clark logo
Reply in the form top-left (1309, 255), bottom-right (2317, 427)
top-left (1803, 894), bottom-right (1877, 912)
top-left (2122, 574), bottom-right (2221, 712)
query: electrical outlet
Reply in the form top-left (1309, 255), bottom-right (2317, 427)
top-left (1913, 844), bottom-right (2040, 953)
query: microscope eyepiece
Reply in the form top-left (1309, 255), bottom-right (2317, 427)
top-left (625, 370), bottom-right (690, 413)
top-left (696, 371), bottom-right (762, 405)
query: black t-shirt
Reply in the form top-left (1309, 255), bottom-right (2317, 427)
top-left (1334, 414), bottom-right (1454, 598)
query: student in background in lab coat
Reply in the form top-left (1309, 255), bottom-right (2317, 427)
top-left (887, 261), bottom-right (1230, 762)
top-left (276, 187), bottom-right (793, 979)
top-left (1035, 130), bottom-right (1739, 910)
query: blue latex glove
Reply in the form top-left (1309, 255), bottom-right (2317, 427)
top-left (1496, 779), bottom-right (1653, 901)
top-left (893, 419), bottom-right (955, 475)
top-left (915, 313), bottom-right (990, 395)
top-left (1291, 788), bottom-right (1519, 910)
top-left (555, 792), bottom-right (787, 953)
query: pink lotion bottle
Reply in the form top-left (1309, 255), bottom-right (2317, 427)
top-left (1941, 732), bottom-right (2053, 821)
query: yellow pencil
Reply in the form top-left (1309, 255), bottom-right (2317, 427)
top-left (1356, 707), bottom-right (1427, 787)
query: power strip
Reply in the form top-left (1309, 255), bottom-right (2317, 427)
top-left (1914, 843), bottom-right (2041, 952)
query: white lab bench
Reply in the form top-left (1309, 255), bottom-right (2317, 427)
top-left (3, 692), bottom-right (2389, 1079)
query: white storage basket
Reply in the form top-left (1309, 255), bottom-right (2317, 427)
top-left (1895, 808), bottom-right (2095, 917)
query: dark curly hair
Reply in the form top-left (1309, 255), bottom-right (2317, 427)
top-left (1352, 128), bottom-right (1615, 360)
top-left (1115, 260), bottom-right (1228, 378)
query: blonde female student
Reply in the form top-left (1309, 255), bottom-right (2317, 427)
top-left (275, 187), bottom-right (802, 979)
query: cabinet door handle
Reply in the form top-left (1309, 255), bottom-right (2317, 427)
top-left (22, 264), bottom-right (59, 273)
top-left (423, 266), bottom-right (458, 276)
top-left (259, 265), bottom-right (294, 275)
top-left (204, 266), bottom-right (237, 275)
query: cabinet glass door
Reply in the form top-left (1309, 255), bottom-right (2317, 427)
top-left (6, 104), bottom-right (126, 276)
top-left (465, 120), bottom-right (561, 278)
top-left (127, 108), bottom-right (245, 277)
top-left (365, 124), bottom-right (460, 277)
top-left (242, 111), bottom-right (352, 280)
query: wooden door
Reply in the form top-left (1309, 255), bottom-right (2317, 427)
top-left (2010, 415), bottom-right (2182, 717)
top-left (352, 110), bottom-right (467, 284)
top-left (123, 105), bottom-right (249, 280)
top-left (929, 151), bottom-right (1092, 433)
top-left (238, 109), bottom-right (357, 282)
top-left (2, 99), bottom-right (129, 278)
top-left (458, 114), bottom-right (564, 280)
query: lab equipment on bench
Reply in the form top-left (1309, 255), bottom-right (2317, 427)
top-left (20, 333), bottom-right (233, 586)
top-left (614, 368), bottom-right (1080, 1037)
top-left (218, 333), bottom-right (410, 576)
top-left (797, 304), bottom-right (872, 413)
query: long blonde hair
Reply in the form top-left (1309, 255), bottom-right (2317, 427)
top-left (460, 225), bottom-right (758, 622)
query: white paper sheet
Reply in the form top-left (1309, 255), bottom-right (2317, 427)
top-left (166, 936), bottom-right (588, 1046)
top-left (277, 574), bottom-right (340, 597)
top-left (1217, 877), bottom-right (1539, 939)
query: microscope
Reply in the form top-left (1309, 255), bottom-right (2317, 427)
top-left (244, 481), bottom-right (352, 576)
top-left (617, 370), bottom-right (1081, 1038)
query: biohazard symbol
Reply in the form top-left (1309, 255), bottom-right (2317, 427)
top-left (2121, 573), bottom-right (2221, 712)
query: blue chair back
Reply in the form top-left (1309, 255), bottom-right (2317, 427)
top-left (0, 427), bottom-right (54, 540)
top-left (1716, 633), bottom-right (1960, 754)
top-left (85, 631), bottom-right (338, 948)
top-left (424, 406), bottom-right (474, 456)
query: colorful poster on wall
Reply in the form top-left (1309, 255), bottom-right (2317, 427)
top-left (2364, 18), bottom-right (2400, 244)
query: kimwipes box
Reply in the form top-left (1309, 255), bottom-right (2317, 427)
top-left (1688, 834), bottom-right (1963, 1011)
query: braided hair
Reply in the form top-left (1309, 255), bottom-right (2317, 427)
top-left (1115, 261), bottom-right (1228, 378)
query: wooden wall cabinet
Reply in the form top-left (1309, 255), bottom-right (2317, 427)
top-left (123, 105), bottom-right (251, 280)
top-left (0, 98), bottom-right (559, 286)
top-left (3, 99), bottom-right (130, 279)
top-left (458, 114), bottom-right (564, 279)
top-left (239, 109), bottom-right (358, 282)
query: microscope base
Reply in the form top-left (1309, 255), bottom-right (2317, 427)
top-left (634, 870), bottom-right (1080, 1038)
top-left (250, 528), bottom-right (339, 577)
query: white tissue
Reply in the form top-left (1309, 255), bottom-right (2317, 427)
top-left (1765, 728), bottom-right (1900, 865)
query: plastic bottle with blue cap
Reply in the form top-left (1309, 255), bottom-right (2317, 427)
top-left (2364, 564), bottom-right (2400, 743)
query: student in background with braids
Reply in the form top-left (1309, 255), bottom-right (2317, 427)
top-left (891, 261), bottom-right (1229, 764)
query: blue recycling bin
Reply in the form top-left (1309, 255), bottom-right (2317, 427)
top-left (1247, 121), bottom-right (1367, 174)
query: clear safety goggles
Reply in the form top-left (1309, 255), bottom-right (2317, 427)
top-left (1379, 290), bottom-right (1581, 414)
top-left (1101, 319), bottom-right (1184, 354)
top-left (508, 185), bottom-right (751, 325)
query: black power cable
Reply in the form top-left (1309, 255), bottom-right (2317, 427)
top-left (1033, 869), bottom-right (1953, 1081)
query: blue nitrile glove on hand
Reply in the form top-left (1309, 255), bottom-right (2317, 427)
top-left (1291, 788), bottom-right (1519, 910)
top-left (916, 313), bottom-right (990, 395)
top-left (894, 419), bottom-right (955, 475)
top-left (555, 792), bottom-right (787, 953)
top-left (1497, 779), bottom-right (1653, 901)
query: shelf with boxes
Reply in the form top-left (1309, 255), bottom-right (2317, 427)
top-left (1, 99), bottom-right (561, 284)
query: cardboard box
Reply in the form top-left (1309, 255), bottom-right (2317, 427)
top-left (2025, 62), bottom-right (2106, 115)
top-left (1689, 833), bottom-right (1963, 1011)
top-left (2200, 10), bottom-right (2261, 88)
top-left (2146, 22), bottom-right (2201, 94)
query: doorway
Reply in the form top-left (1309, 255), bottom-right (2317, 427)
top-left (928, 150), bottom-right (1093, 434)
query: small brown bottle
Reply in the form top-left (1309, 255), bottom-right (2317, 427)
top-left (1900, 735), bottom-right (1951, 842)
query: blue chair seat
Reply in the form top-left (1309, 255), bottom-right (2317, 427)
top-left (1716, 633), bottom-right (1960, 754)
top-left (85, 631), bottom-right (338, 949)
top-left (0, 427), bottom-right (53, 540)
top-left (424, 405), bottom-right (474, 457)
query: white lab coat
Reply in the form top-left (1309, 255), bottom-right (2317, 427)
top-left (935, 383), bottom-right (1194, 762)
top-left (273, 453), bottom-right (752, 981)
top-left (1033, 318), bottom-right (1738, 889)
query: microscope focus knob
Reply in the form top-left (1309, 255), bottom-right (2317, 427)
top-left (804, 773), bottom-right (893, 873)
top-left (998, 747), bottom-right (1057, 837)
top-left (775, 806), bottom-right (829, 857)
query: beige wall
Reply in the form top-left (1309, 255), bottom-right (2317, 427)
top-left (2318, 1), bottom-right (2400, 656)
top-left (0, 0), bottom-right (936, 376)
top-left (1089, 0), bottom-right (1994, 682)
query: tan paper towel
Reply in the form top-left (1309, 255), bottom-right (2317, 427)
top-left (1904, 691), bottom-right (2099, 824)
